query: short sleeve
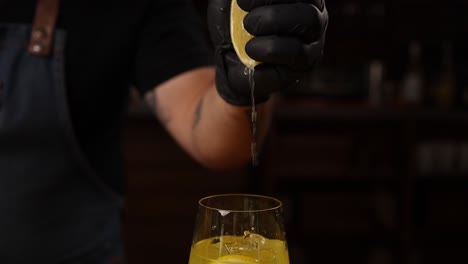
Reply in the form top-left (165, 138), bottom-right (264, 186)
top-left (132, 0), bottom-right (214, 95)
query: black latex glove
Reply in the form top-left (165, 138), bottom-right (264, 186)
top-left (208, 0), bottom-right (328, 105)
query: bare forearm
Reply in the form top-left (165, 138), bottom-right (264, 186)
top-left (190, 85), bottom-right (273, 169)
top-left (144, 67), bottom-right (273, 170)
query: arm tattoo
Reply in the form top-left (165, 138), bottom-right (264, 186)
top-left (147, 91), bottom-right (156, 111)
top-left (146, 91), bottom-right (170, 126)
top-left (192, 96), bottom-right (204, 129)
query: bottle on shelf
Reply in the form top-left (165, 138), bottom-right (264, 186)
top-left (454, 40), bottom-right (468, 109)
top-left (368, 60), bottom-right (384, 107)
top-left (400, 41), bottom-right (424, 108)
top-left (432, 41), bottom-right (456, 110)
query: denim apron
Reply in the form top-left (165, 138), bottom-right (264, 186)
top-left (0, 0), bottom-right (123, 263)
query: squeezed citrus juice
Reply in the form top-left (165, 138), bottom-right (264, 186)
top-left (230, 0), bottom-right (260, 165)
top-left (188, 234), bottom-right (289, 264)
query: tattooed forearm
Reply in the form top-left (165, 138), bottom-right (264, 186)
top-left (192, 96), bottom-right (204, 129)
top-left (146, 91), bottom-right (156, 111)
top-left (145, 91), bottom-right (170, 126)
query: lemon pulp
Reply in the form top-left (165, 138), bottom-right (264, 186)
top-left (214, 254), bottom-right (258, 263)
top-left (189, 235), bottom-right (290, 264)
top-left (230, 0), bottom-right (260, 69)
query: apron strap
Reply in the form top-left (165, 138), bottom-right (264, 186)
top-left (28, 0), bottom-right (61, 56)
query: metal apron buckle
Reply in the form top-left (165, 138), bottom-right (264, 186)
top-left (28, 0), bottom-right (60, 56)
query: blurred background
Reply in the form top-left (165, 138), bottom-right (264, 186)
top-left (121, 0), bottom-right (468, 263)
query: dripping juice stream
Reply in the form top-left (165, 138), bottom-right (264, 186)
top-left (245, 67), bottom-right (258, 166)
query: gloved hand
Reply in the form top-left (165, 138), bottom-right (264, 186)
top-left (208, 0), bottom-right (328, 105)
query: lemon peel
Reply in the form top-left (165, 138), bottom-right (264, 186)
top-left (230, 0), bottom-right (260, 69)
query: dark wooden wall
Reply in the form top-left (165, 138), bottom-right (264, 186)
top-left (121, 1), bottom-right (468, 264)
top-left (121, 115), bottom-right (249, 264)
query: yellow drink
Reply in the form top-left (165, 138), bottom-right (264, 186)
top-left (189, 234), bottom-right (289, 264)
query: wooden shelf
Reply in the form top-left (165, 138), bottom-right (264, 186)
top-left (274, 177), bottom-right (399, 192)
top-left (287, 231), bottom-right (399, 246)
top-left (274, 99), bottom-right (468, 124)
top-left (255, 98), bottom-right (468, 264)
top-left (415, 232), bottom-right (468, 247)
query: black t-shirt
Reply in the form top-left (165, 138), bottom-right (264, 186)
top-left (0, 0), bottom-right (214, 194)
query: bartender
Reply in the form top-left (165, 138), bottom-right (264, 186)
top-left (0, 0), bottom-right (327, 263)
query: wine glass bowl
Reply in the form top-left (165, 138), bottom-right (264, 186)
top-left (189, 194), bottom-right (289, 264)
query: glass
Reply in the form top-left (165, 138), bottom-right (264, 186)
top-left (188, 194), bottom-right (289, 264)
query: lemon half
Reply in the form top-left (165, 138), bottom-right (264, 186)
top-left (230, 0), bottom-right (260, 69)
top-left (214, 254), bottom-right (258, 263)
